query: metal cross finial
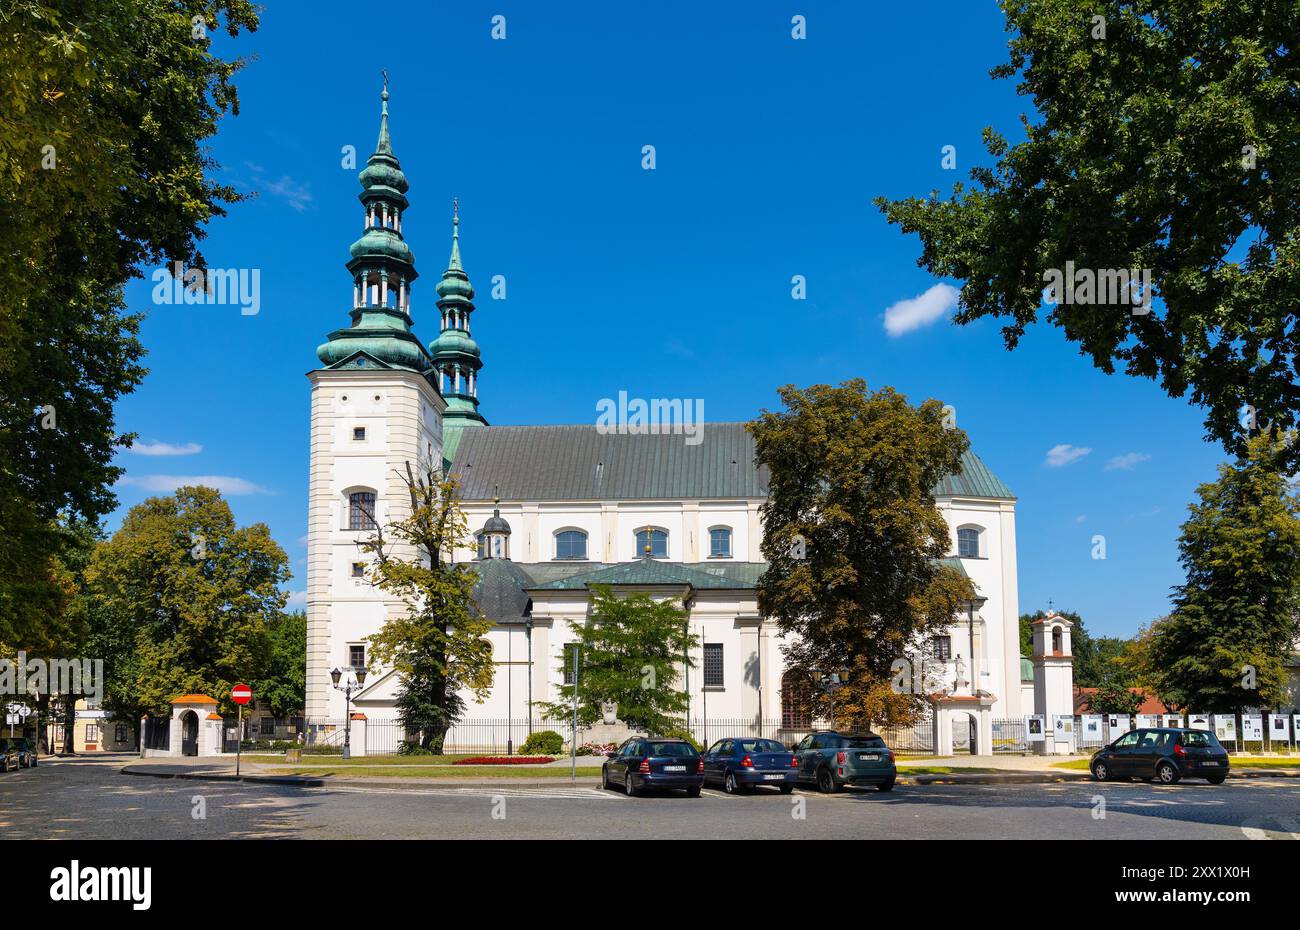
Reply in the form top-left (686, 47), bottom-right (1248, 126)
top-left (1047, 597), bottom-right (1055, 613)
top-left (382, 68), bottom-right (389, 91)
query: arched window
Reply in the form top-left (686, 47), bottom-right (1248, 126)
top-left (555, 529), bottom-right (588, 560)
top-left (348, 491), bottom-right (377, 530)
top-left (708, 526), bottom-right (732, 558)
top-left (1051, 626), bottom-right (1063, 654)
top-left (956, 526), bottom-right (981, 558)
top-left (635, 527), bottom-right (667, 559)
top-left (781, 671), bottom-right (813, 729)
top-left (476, 533), bottom-right (487, 560)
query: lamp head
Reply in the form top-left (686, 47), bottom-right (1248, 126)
top-left (330, 667), bottom-right (342, 687)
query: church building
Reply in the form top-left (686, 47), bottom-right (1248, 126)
top-left (305, 90), bottom-right (1069, 755)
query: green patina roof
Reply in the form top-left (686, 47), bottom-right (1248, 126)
top-left (527, 558), bottom-right (766, 591)
top-left (1021, 655), bottom-right (1035, 682)
top-left (449, 424), bottom-right (1013, 502)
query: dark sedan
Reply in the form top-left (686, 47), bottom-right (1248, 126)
top-left (0, 739), bottom-right (19, 773)
top-left (12, 737), bottom-right (37, 768)
top-left (1091, 728), bottom-right (1230, 785)
top-left (702, 737), bottom-right (797, 794)
top-left (602, 737), bottom-right (704, 797)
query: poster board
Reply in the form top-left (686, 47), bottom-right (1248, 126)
top-left (1025, 715), bottom-right (1045, 743)
top-left (1213, 715), bottom-right (1237, 743)
top-left (1107, 714), bottom-right (1130, 738)
top-left (1241, 714), bottom-right (1264, 741)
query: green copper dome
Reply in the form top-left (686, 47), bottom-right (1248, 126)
top-left (316, 330), bottom-right (429, 370)
top-left (430, 328), bottom-right (480, 359)
top-left (350, 227), bottom-right (414, 264)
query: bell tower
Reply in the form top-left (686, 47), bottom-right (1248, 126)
top-left (305, 81), bottom-right (446, 720)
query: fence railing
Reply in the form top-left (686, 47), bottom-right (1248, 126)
top-left (222, 712), bottom-right (1300, 757)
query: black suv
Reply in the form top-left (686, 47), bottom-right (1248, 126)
top-left (1090, 728), bottom-right (1230, 785)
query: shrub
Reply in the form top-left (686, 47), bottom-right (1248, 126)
top-left (302, 745), bottom-right (343, 756)
top-left (519, 730), bottom-right (564, 755)
top-left (398, 741), bottom-right (435, 756)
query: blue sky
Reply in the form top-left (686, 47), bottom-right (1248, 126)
top-left (112, 1), bottom-right (1228, 637)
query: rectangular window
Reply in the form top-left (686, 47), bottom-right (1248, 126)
top-left (353, 426), bottom-right (366, 441)
top-left (349, 644), bottom-right (365, 669)
top-left (349, 492), bottom-right (377, 530)
top-left (703, 643), bottom-right (724, 688)
top-left (115, 724), bottom-right (127, 743)
top-left (933, 635), bottom-right (952, 661)
top-left (260, 717), bottom-right (274, 735)
top-left (957, 528), bottom-right (980, 558)
top-left (709, 528), bottom-right (732, 558)
top-left (84, 723), bottom-right (100, 743)
top-left (351, 561), bottom-right (365, 578)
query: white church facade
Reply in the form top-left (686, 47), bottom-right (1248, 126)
top-left (304, 91), bottom-right (1074, 755)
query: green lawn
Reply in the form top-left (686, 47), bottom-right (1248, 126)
top-left (243, 753), bottom-right (487, 766)
top-left (1052, 756), bottom-right (1300, 771)
top-left (258, 764), bottom-right (604, 778)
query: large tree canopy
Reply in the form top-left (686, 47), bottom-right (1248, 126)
top-left (0, 1), bottom-right (258, 644)
top-left (85, 486), bottom-right (289, 716)
top-left (877, 0), bottom-right (1299, 466)
top-left (749, 381), bottom-right (977, 728)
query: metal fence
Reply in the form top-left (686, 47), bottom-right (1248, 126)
top-left (142, 717), bottom-right (170, 751)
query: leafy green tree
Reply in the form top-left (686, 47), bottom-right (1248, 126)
top-left (540, 585), bottom-right (698, 734)
top-left (748, 380), bottom-right (977, 729)
top-left (84, 486), bottom-right (289, 716)
top-left (360, 465), bottom-right (493, 751)
top-left (0, 1), bottom-right (258, 644)
top-left (1144, 435), bottom-right (1300, 710)
top-left (254, 610), bottom-right (306, 718)
top-left (876, 1), bottom-right (1300, 468)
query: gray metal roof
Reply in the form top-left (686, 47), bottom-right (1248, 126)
top-left (450, 424), bottom-right (1012, 501)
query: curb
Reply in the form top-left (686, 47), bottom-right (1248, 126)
top-left (122, 765), bottom-right (329, 788)
top-left (896, 767), bottom-right (1300, 785)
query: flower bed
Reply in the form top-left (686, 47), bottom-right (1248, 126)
top-left (452, 756), bottom-right (556, 765)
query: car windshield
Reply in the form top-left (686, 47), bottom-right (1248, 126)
top-left (647, 742), bottom-right (697, 757)
top-left (841, 736), bottom-right (885, 749)
top-left (1180, 731), bottom-right (1218, 748)
top-left (736, 739), bottom-right (786, 753)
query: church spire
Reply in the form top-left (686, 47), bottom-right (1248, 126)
top-left (316, 79), bottom-right (431, 375)
top-left (430, 201), bottom-right (488, 462)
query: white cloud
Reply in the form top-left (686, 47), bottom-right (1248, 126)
top-left (1075, 514), bottom-right (1087, 524)
top-left (1044, 444), bottom-right (1092, 467)
top-left (1106, 452), bottom-right (1151, 471)
top-left (883, 283), bottom-right (959, 337)
top-left (285, 590), bottom-right (308, 609)
top-left (118, 474), bottom-right (273, 495)
top-left (124, 440), bottom-right (203, 457)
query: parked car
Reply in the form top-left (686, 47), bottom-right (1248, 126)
top-left (1090, 728), bottom-right (1230, 785)
top-left (0, 739), bottom-right (19, 773)
top-left (794, 730), bottom-right (896, 793)
top-left (12, 737), bottom-right (37, 768)
top-left (702, 737), bottom-right (797, 794)
top-left (602, 737), bottom-right (704, 797)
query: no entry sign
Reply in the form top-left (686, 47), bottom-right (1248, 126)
top-left (231, 683), bottom-right (253, 705)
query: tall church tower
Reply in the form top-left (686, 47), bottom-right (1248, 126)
top-left (305, 84), bottom-right (446, 720)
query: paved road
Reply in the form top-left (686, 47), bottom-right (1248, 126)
top-left (3, 755), bottom-right (1297, 840)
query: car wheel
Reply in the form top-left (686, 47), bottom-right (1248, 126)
top-left (1155, 761), bottom-right (1180, 785)
top-left (1092, 761), bottom-right (1110, 782)
top-left (779, 785), bottom-right (794, 795)
top-left (601, 767), bottom-right (609, 790)
top-left (877, 778), bottom-right (895, 793)
top-left (624, 772), bottom-right (638, 797)
top-left (724, 771), bottom-right (739, 794)
top-left (1206, 773), bottom-right (1226, 786)
top-left (686, 786), bottom-right (701, 798)
top-left (816, 766), bottom-right (839, 794)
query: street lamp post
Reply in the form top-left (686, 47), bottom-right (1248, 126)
top-left (330, 666), bottom-right (368, 760)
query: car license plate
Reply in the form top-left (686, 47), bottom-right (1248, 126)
top-left (859, 753), bottom-right (880, 761)
top-left (763, 773), bottom-right (785, 780)
top-left (664, 765), bottom-right (686, 772)
top-left (1201, 761), bottom-right (1220, 766)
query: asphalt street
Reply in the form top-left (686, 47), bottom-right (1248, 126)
top-left (3, 755), bottom-right (1297, 840)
